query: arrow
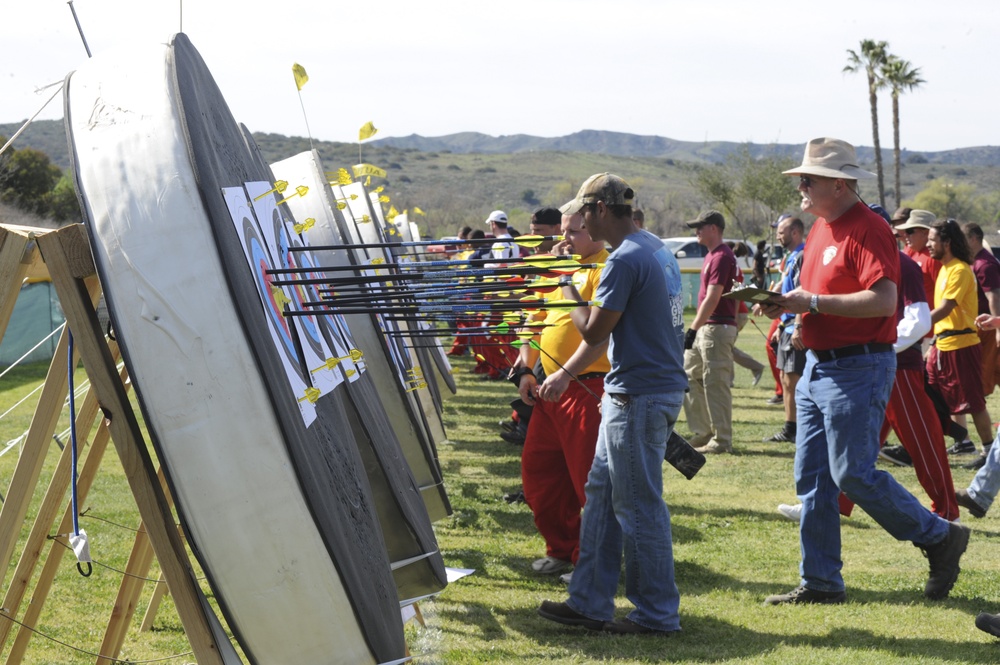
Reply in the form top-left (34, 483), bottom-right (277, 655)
top-left (288, 234), bottom-right (566, 253)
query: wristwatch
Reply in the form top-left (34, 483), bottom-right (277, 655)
top-left (809, 294), bottom-right (819, 315)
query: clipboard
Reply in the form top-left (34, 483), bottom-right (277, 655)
top-left (722, 286), bottom-right (780, 303)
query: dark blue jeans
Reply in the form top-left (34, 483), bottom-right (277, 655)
top-left (794, 351), bottom-right (949, 592)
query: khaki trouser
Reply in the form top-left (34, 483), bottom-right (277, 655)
top-left (683, 323), bottom-right (738, 449)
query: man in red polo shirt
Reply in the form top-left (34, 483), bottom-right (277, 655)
top-left (761, 137), bottom-right (969, 606)
top-left (894, 209), bottom-right (941, 310)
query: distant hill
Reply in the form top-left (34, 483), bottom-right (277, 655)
top-left (5, 120), bottom-right (1000, 171)
top-left (371, 129), bottom-right (1000, 167)
top-left (5, 119), bottom-right (1000, 240)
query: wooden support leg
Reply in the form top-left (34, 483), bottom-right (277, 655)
top-left (36, 225), bottom-right (226, 665)
top-left (0, 340), bottom-right (118, 654)
top-left (99, 467), bottom-right (173, 661)
top-left (140, 575), bottom-right (170, 633)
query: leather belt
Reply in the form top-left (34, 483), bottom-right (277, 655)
top-left (811, 343), bottom-right (892, 363)
top-left (577, 372), bottom-right (607, 381)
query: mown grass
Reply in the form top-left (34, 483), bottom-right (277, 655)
top-left (420, 323), bottom-right (1000, 664)
top-left (4, 319), bottom-right (1000, 664)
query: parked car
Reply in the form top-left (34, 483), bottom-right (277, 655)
top-left (661, 237), bottom-right (755, 270)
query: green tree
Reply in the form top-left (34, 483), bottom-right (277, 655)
top-left (845, 39), bottom-right (890, 208)
top-left (689, 146), bottom-right (799, 241)
top-left (47, 175), bottom-right (82, 222)
top-left (1, 146), bottom-right (62, 216)
top-left (880, 56), bottom-right (925, 210)
top-left (905, 178), bottom-right (982, 221)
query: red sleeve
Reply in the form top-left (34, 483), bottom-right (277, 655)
top-left (852, 221), bottom-right (899, 291)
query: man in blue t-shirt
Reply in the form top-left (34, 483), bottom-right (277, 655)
top-left (536, 173), bottom-right (688, 636)
top-left (764, 215), bottom-right (807, 443)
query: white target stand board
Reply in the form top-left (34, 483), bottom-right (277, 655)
top-left (65, 33), bottom-right (411, 665)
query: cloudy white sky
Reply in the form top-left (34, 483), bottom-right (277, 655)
top-left (3, 0), bottom-right (998, 152)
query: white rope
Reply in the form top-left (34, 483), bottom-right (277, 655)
top-left (0, 82), bottom-right (64, 160)
top-left (0, 322), bottom-right (67, 382)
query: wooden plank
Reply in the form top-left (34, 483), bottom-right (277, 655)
top-left (139, 575), bottom-right (170, 633)
top-left (36, 225), bottom-right (226, 665)
top-left (0, 319), bottom-right (78, 578)
top-left (0, 342), bottom-right (115, 653)
top-left (4, 369), bottom-right (117, 665)
top-left (0, 225), bottom-right (33, 341)
top-left (99, 466), bottom-right (172, 662)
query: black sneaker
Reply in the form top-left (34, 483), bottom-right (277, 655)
top-left (956, 489), bottom-right (987, 519)
top-left (919, 522), bottom-right (970, 600)
top-left (503, 489), bottom-right (526, 504)
top-left (500, 424), bottom-right (527, 446)
top-left (763, 429), bottom-right (795, 443)
top-left (764, 585), bottom-right (846, 605)
top-left (962, 454), bottom-right (987, 470)
top-left (538, 600), bottom-right (605, 631)
top-left (975, 612), bottom-right (1000, 638)
top-left (947, 439), bottom-right (976, 455)
top-left (766, 394), bottom-right (783, 405)
top-left (878, 445), bottom-right (913, 467)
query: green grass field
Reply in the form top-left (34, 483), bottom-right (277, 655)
top-left (3, 322), bottom-right (1000, 664)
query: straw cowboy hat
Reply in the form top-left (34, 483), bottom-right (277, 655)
top-left (783, 137), bottom-right (876, 181)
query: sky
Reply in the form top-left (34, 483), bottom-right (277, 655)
top-left (3, 0), bottom-right (999, 153)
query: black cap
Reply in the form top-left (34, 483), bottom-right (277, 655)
top-left (685, 210), bottom-right (725, 230)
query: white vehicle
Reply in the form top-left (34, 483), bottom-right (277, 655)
top-left (661, 237), bottom-right (755, 270)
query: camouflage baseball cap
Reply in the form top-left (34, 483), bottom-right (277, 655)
top-left (559, 173), bottom-right (634, 215)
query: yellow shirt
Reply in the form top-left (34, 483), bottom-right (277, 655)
top-left (933, 257), bottom-right (980, 352)
top-left (538, 249), bottom-right (612, 376)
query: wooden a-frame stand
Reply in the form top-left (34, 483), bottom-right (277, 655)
top-left (0, 223), bottom-right (229, 665)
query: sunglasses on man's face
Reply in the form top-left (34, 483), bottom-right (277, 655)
top-left (904, 228), bottom-right (918, 235)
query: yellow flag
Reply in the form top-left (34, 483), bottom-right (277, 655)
top-left (351, 163), bottom-right (387, 178)
top-left (336, 168), bottom-right (353, 186)
top-left (387, 205), bottom-right (399, 221)
top-left (358, 121), bottom-right (378, 141)
top-left (413, 206), bottom-right (426, 216)
top-left (292, 63), bottom-right (309, 91)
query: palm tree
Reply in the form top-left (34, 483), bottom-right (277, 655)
top-left (845, 39), bottom-right (890, 207)
top-left (881, 56), bottom-right (925, 209)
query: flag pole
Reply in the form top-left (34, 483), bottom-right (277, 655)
top-left (66, 1), bottom-right (92, 57)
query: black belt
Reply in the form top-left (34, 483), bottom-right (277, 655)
top-left (936, 328), bottom-right (976, 340)
top-left (811, 343), bottom-right (892, 363)
top-left (577, 372), bottom-right (607, 381)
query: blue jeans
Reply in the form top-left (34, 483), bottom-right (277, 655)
top-left (567, 391), bottom-right (684, 631)
top-left (968, 432), bottom-right (1000, 509)
top-left (795, 351), bottom-right (949, 592)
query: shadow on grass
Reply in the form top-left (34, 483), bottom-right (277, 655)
top-left (451, 601), bottom-right (995, 662)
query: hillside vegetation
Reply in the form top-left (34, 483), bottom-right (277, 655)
top-left (4, 120), bottom-right (1000, 240)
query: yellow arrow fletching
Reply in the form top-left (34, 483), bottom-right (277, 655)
top-left (298, 387), bottom-right (321, 403)
top-left (513, 234), bottom-right (545, 248)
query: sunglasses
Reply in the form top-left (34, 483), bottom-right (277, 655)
top-left (904, 228), bottom-right (919, 235)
